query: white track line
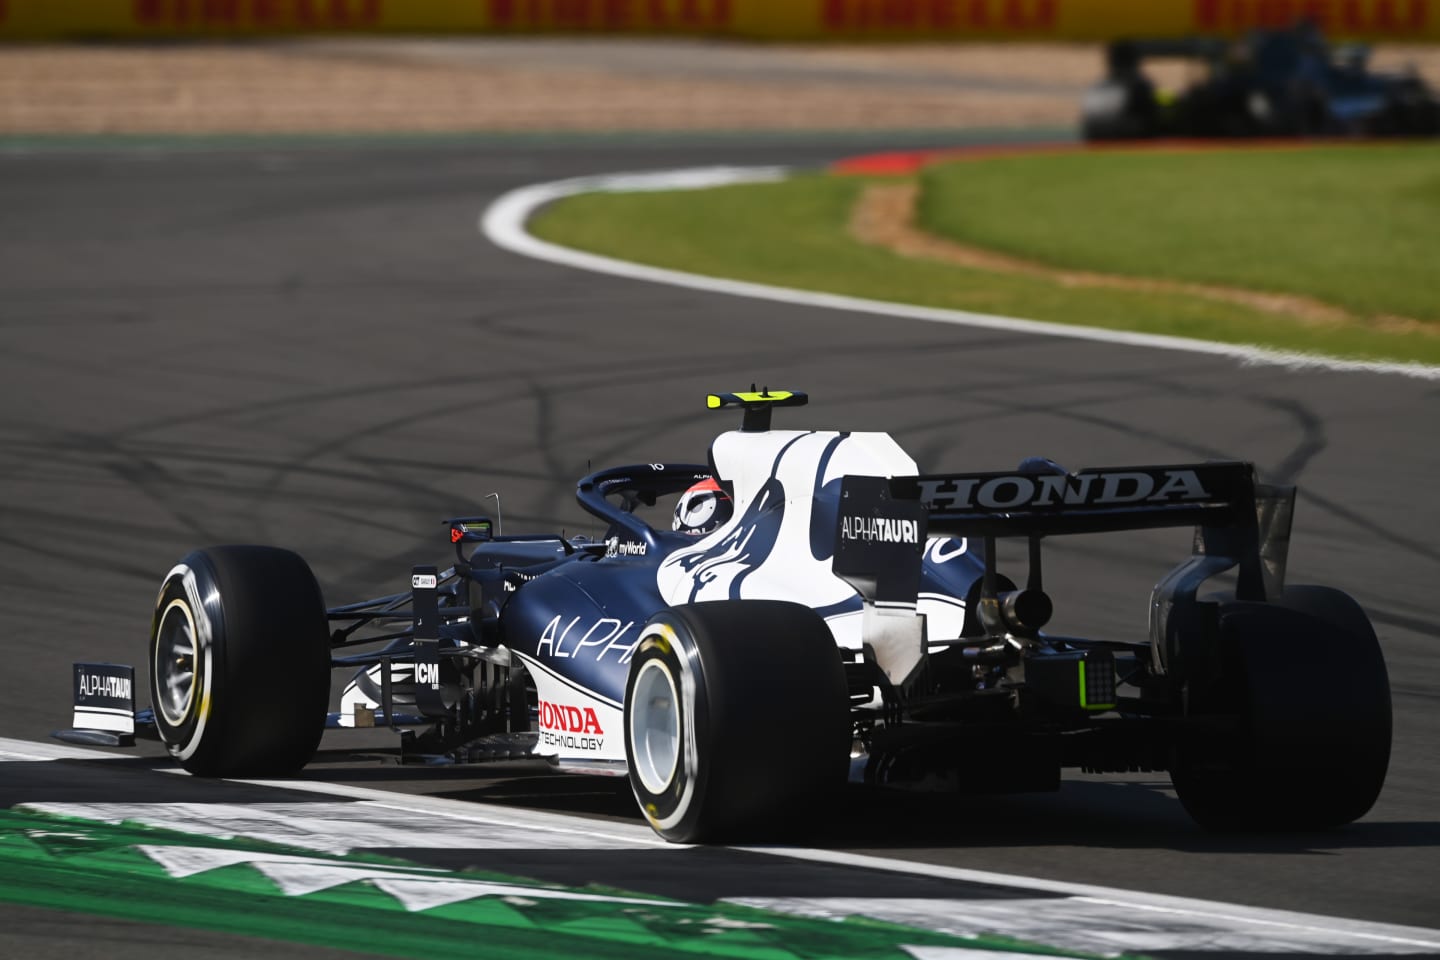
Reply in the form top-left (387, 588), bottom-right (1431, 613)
top-left (732, 847), bottom-right (1440, 953)
top-left (6, 735), bottom-right (1440, 954)
top-left (479, 167), bottom-right (1440, 382)
top-left (0, 737), bottom-right (663, 847)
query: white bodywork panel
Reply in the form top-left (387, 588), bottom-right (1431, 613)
top-left (517, 654), bottom-right (626, 762)
top-left (657, 430), bottom-right (918, 653)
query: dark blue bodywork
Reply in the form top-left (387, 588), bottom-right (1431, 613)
top-left (468, 458), bottom-right (983, 710)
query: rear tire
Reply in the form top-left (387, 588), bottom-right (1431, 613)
top-left (623, 600), bottom-right (850, 843)
top-left (149, 546), bottom-right (332, 777)
top-left (1171, 588), bottom-right (1390, 830)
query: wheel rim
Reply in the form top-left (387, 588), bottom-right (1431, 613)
top-left (631, 658), bottom-right (681, 794)
top-left (155, 598), bottom-right (198, 727)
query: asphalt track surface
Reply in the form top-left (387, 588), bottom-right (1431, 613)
top-left (1, 133), bottom-right (1438, 956)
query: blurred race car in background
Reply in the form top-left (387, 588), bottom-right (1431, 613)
top-left (1082, 22), bottom-right (1440, 139)
top-left (59, 390), bottom-right (1391, 842)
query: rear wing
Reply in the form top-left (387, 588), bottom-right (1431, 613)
top-left (834, 461), bottom-right (1295, 685)
top-left (896, 462), bottom-right (1257, 539)
top-left (897, 459), bottom-right (1294, 606)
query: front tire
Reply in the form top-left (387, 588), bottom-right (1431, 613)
top-left (149, 546), bottom-right (332, 777)
top-left (623, 600), bottom-right (850, 843)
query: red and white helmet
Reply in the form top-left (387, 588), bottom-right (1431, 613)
top-left (673, 477), bottom-right (733, 535)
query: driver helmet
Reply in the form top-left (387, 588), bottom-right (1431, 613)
top-left (673, 477), bottom-right (733, 535)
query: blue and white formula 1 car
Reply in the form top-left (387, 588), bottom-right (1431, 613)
top-left (58, 390), bottom-right (1391, 842)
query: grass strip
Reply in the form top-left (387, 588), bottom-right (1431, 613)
top-left (918, 144), bottom-right (1440, 325)
top-left (528, 149), bottom-right (1440, 366)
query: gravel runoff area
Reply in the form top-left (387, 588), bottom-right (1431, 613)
top-left (4, 37), bottom-right (1440, 135)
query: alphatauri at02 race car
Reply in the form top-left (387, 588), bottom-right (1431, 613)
top-left (59, 391), bottom-right (1391, 842)
top-left (1082, 26), bottom-right (1440, 140)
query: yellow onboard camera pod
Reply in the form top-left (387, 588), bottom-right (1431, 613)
top-left (705, 387), bottom-right (808, 431)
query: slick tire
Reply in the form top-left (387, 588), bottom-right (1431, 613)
top-left (623, 600), bottom-right (850, 843)
top-left (1171, 587), bottom-right (1390, 831)
top-left (149, 545), bottom-right (332, 777)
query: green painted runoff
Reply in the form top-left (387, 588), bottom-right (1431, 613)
top-left (0, 807), bottom-right (1112, 960)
